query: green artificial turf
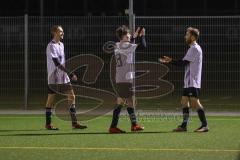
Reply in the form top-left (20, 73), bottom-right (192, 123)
top-left (0, 114), bottom-right (239, 160)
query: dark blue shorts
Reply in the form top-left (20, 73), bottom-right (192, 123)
top-left (47, 83), bottom-right (73, 94)
top-left (182, 87), bottom-right (200, 98)
top-left (116, 83), bottom-right (133, 98)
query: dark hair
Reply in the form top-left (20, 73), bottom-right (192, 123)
top-left (187, 27), bottom-right (200, 40)
top-left (51, 25), bottom-right (62, 35)
top-left (116, 25), bottom-right (130, 40)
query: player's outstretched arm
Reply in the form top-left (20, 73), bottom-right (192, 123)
top-left (172, 59), bottom-right (189, 66)
top-left (159, 56), bottom-right (172, 64)
top-left (131, 27), bottom-right (146, 48)
top-left (159, 56), bottom-right (189, 66)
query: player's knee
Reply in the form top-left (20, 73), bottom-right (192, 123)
top-left (195, 100), bottom-right (203, 109)
top-left (46, 95), bottom-right (55, 107)
top-left (68, 94), bottom-right (75, 102)
top-left (126, 98), bottom-right (134, 107)
top-left (189, 98), bottom-right (199, 108)
top-left (72, 94), bottom-right (76, 101)
top-left (181, 97), bottom-right (189, 107)
top-left (181, 101), bottom-right (188, 107)
top-left (46, 100), bottom-right (54, 108)
top-left (116, 98), bottom-right (124, 105)
top-left (127, 101), bottom-right (133, 107)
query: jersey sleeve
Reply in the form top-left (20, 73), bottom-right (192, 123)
top-left (136, 36), bottom-right (147, 48)
top-left (49, 44), bottom-right (58, 58)
top-left (183, 48), bottom-right (199, 62)
top-left (129, 44), bottom-right (138, 53)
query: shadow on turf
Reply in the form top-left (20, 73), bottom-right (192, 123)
top-left (0, 129), bottom-right (43, 132)
top-left (0, 131), bottom-right (173, 136)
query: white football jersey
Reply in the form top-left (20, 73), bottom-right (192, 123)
top-left (46, 40), bottom-right (70, 84)
top-left (114, 42), bottom-right (138, 83)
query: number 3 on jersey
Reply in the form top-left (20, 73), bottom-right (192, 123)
top-left (115, 54), bottom-right (123, 67)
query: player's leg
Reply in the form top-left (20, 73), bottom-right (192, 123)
top-left (110, 97), bottom-right (124, 128)
top-left (173, 87), bottom-right (192, 132)
top-left (173, 96), bottom-right (190, 132)
top-left (109, 97), bottom-right (126, 133)
top-left (180, 96), bottom-right (190, 128)
top-left (109, 83), bottom-right (127, 133)
top-left (189, 95), bottom-right (209, 132)
top-left (65, 88), bottom-right (87, 129)
top-left (45, 93), bottom-right (58, 130)
top-left (126, 96), bottom-right (144, 132)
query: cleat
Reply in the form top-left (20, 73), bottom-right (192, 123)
top-left (45, 124), bottom-right (59, 130)
top-left (131, 124), bottom-right (144, 132)
top-left (109, 127), bottom-right (126, 134)
top-left (173, 125), bottom-right (187, 132)
top-left (194, 126), bottom-right (209, 132)
top-left (72, 123), bottom-right (87, 129)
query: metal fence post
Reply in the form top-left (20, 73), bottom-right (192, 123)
top-left (129, 0), bottom-right (135, 34)
top-left (24, 14), bottom-right (29, 110)
top-left (129, 0), bottom-right (136, 107)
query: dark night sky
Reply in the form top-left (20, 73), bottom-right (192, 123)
top-left (0, 0), bottom-right (239, 16)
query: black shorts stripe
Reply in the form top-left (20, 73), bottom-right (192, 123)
top-left (115, 83), bottom-right (133, 98)
top-left (47, 83), bottom-right (73, 94)
top-left (182, 87), bottom-right (200, 98)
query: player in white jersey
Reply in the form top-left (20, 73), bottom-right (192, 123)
top-left (159, 27), bottom-right (209, 132)
top-left (45, 25), bottom-right (87, 130)
top-left (109, 25), bottom-right (146, 133)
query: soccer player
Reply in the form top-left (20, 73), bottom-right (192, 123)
top-left (159, 27), bottom-right (209, 132)
top-left (45, 25), bottom-right (87, 130)
top-left (109, 25), bottom-right (146, 133)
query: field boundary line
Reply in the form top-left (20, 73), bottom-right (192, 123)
top-left (0, 146), bottom-right (239, 153)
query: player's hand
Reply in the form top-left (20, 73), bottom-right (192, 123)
top-left (159, 56), bottom-right (172, 64)
top-left (71, 74), bottom-right (78, 82)
top-left (139, 27), bottom-right (145, 37)
top-left (133, 27), bottom-right (141, 38)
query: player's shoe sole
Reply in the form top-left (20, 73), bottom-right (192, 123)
top-left (173, 126), bottom-right (187, 132)
top-left (131, 124), bottom-right (144, 132)
top-left (72, 123), bottom-right (87, 129)
top-left (109, 127), bottom-right (126, 134)
top-left (45, 124), bottom-right (59, 130)
top-left (194, 126), bottom-right (209, 132)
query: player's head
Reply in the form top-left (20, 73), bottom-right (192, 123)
top-left (51, 25), bottom-right (64, 41)
top-left (116, 25), bottom-right (131, 42)
top-left (185, 27), bottom-right (200, 45)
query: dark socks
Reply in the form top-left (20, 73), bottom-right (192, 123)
top-left (197, 108), bottom-right (208, 127)
top-left (181, 107), bottom-right (189, 128)
top-left (69, 104), bottom-right (78, 125)
top-left (127, 107), bottom-right (137, 125)
top-left (45, 107), bottom-right (52, 125)
top-left (110, 105), bottom-right (122, 128)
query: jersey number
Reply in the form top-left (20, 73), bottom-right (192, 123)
top-left (115, 54), bottom-right (123, 67)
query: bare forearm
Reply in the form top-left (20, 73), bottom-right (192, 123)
top-left (52, 58), bottom-right (74, 76)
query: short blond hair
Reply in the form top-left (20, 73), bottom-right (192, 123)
top-left (187, 27), bottom-right (200, 40)
top-left (116, 25), bottom-right (130, 40)
top-left (51, 25), bottom-right (62, 35)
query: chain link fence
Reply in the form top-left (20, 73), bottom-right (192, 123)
top-left (0, 16), bottom-right (239, 110)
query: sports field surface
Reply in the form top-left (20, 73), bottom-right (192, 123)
top-left (0, 114), bottom-right (239, 160)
